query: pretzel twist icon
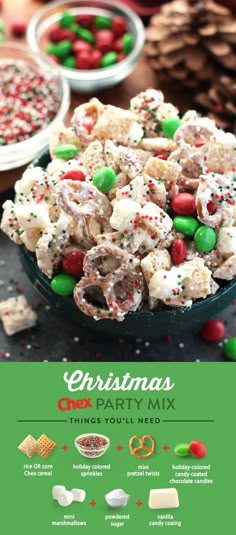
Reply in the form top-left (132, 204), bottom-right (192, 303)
top-left (129, 435), bottom-right (155, 458)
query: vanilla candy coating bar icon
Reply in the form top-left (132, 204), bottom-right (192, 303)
top-left (148, 488), bottom-right (179, 509)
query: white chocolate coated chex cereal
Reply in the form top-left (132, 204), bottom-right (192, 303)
top-left (0, 295), bottom-right (37, 336)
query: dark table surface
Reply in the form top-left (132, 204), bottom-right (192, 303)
top-left (0, 190), bottom-right (235, 363)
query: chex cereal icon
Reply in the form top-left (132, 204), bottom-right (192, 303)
top-left (18, 434), bottom-right (56, 458)
top-left (37, 434), bottom-right (56, 459)
top-left (18, 435), bottom-right (39, 458)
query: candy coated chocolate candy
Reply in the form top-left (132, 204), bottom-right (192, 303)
top-left (171, 238), bottom-right (186, 265)
top-left (194, 226), bottom-right (216, 253)
top-left (161, 117), bottom-right (183, 139)
top-left (101, 51), bottom-right (118, 68)
top-left (95, 15), bottom-right (112, 29)
top-left (201, 319), bottom-right (225, 342)
top-left (72, 39), bottom-right (93, 54)
top-left (76, 14), bottom-right (94, 28)
top-left (62, 169), bottom-right (85, 181)
top-left (76, 26), bottom-right (95, 45)
top-left (62, 56), bottom-right (76, 69)
top-left (76, 50), bottom-right (92, 69)
top-left (224, 338), bottom-right (236, 360)
top-left (51, 273), bottom-right (77, 296)
top-left (47, 43), bottom-right (59, 56)
top-left (96, 29), bottom-right (114, 53)
top-left (112, 16), bottom-right (126, 37)
top-left (172, 193), bottom-right (196, 215)
top-left (81, 115), bottom-right (94, 133)
top-left (189, 440), bottom-right (207, 458)
top-left (54, 144), bottom-right (79, 159)
top-left (90, 49), bottom-right (102, 69)
top-left (60, 11), bottom-right (75, 29)
top-left (0, 32), bottom-right (4, 43)
top-left (174, 444), bottom-right (190, 456)
top-left (10, 17), bottom-right (27, 37)
top-left (93, 167), bottom-right (116, 192)
top-left (56, 40), bottom-right (72, 59)
top-left (62, 251), bottom-right (85, 277)
top-left (207, 200), bottom-right (216, 215)
top-left (122, 32), bottom-right (134, 54)
top-left (49, 28), bottom-right (76, 43)
top-left (48, 55), bottom-right (60, 65)
top-left (173, 216), bottom-right (199, 236)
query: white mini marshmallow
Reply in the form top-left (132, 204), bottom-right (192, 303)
top-left (52, 485), bottom-right (66, 500)
top-left (15, 203), bottom-right (50, 231)
top-left (58, 491), bottom-right (74, 507)
top-left (70, 488), bottom-right (86, 503)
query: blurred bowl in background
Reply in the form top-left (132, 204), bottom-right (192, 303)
top-left (27, 0), bottom-right (145, 93)
top-left (0, 42), bottom-right (70, 171)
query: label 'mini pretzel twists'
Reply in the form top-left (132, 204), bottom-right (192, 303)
top-left (1, 88), bottom-right (236, 322)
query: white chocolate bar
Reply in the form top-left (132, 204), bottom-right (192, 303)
top-left (148, 488), bottom-right (179, 509)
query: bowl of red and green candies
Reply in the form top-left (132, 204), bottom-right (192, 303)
top-left (27, 0), bottom-right (145, 92)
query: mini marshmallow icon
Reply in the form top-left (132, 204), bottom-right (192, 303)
top-left (58, 491), bottom-right (74, 507)
top-left (70, 489), bottom-right (86, 503)
top-left (52, 485), bottom-right (66, 500)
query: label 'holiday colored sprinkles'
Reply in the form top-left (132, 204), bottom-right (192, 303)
top-left (0, 59), bottom-right (60, 146)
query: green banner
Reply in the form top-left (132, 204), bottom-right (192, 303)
top-left (0, 363), bottom-right (234, 533)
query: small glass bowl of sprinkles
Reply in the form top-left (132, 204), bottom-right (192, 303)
top-left (0, 42), bottom-right (70, 171)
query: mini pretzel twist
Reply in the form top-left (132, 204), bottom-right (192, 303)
top-left (129, 435), bottom-right (155, 458)
top-left (73, 244), bottom-right (144, 321)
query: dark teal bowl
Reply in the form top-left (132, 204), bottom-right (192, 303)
top-left (18, 150), bottom-right (236, 339)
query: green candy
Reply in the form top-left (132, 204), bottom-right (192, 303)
top-left (194, 226), bottom-right (216, 253)
top-left (93, 167), bottom-right (116, 192)
top-left (54, 144), bottom-right (79, 159)
top-left (60, 11), bottom-right (75, 29)
top-left (0, 32), bottom-right (4, 43)
top-left (0, 19), bottom-right (4, 32)
top-left (76, 26), bottom-right (95, 44)
top-left (122, 33), bottom-right (134, 54)
top-left (173, 216), bottom-right (199, 236)
top-left (62, 55), bottom-right (76, 69)
top-left (174, 444), bottom-right (190, 457)
top-left (224, 338), bottom-right (236, 360)
top-left (101, 51), bottom-right (118, 68)
top-left (161, 117), bottom-right (183, 139)
top-left (51, 273), bottom-right (77, 296)
top-left (95, 15), bottom-right (112, 29)
top-left (47, 42), bottom-right (58, 56)
top-left (56, 40), bottom-right (72, 59)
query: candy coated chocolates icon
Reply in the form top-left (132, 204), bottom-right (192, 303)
top-left (174, 440), bottom-right (207, 458)
top-left (129, 434), bottom-right (155, 458)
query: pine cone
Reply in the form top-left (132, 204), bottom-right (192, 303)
top-left (195, 75), bottom-right (236, 131)
top-left (145, 0), bottom-right (236, 88)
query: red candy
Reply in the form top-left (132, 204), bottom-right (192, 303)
top-left (96, 30), bottom-right (114, 53)
top-left (49, 55), bottom-right (60, 64)
top-left (171, 238), bottom-right (186, 265)
top-left (112, 16), bottom-right (127, 37)
top-left (49, 28), bottom-right (76, 43)
top-left (172, 193), bottom-right (196, 215)
top-left (76, 14), bottom-right (94, 28)
top-left (90, 49), bottom-right (102, 68)
top-left (157, 153), bottom-right (168, 160)
top-left (81, 115), bottom-right (94, 134)
top-left (201, 319), bottom-right (225, 342)
top-left (10, 17), bottom-right (27, 37)
top-left (72, 40), bottom-right (93, 54)
top-left (76, 50), bottom-right (92, 69)
top-left (189, 440), bottom-right (207, 459)
top-left (62, 251), bottom-right (85, 277)
top-left (117, 52), bottom-right (126, 62)
top-left (113, 37), bottom-right (123, 52)
top-left (207, 200), bottom-right (216, 215)
top-left (61, 169), bottom-right (85, 181)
